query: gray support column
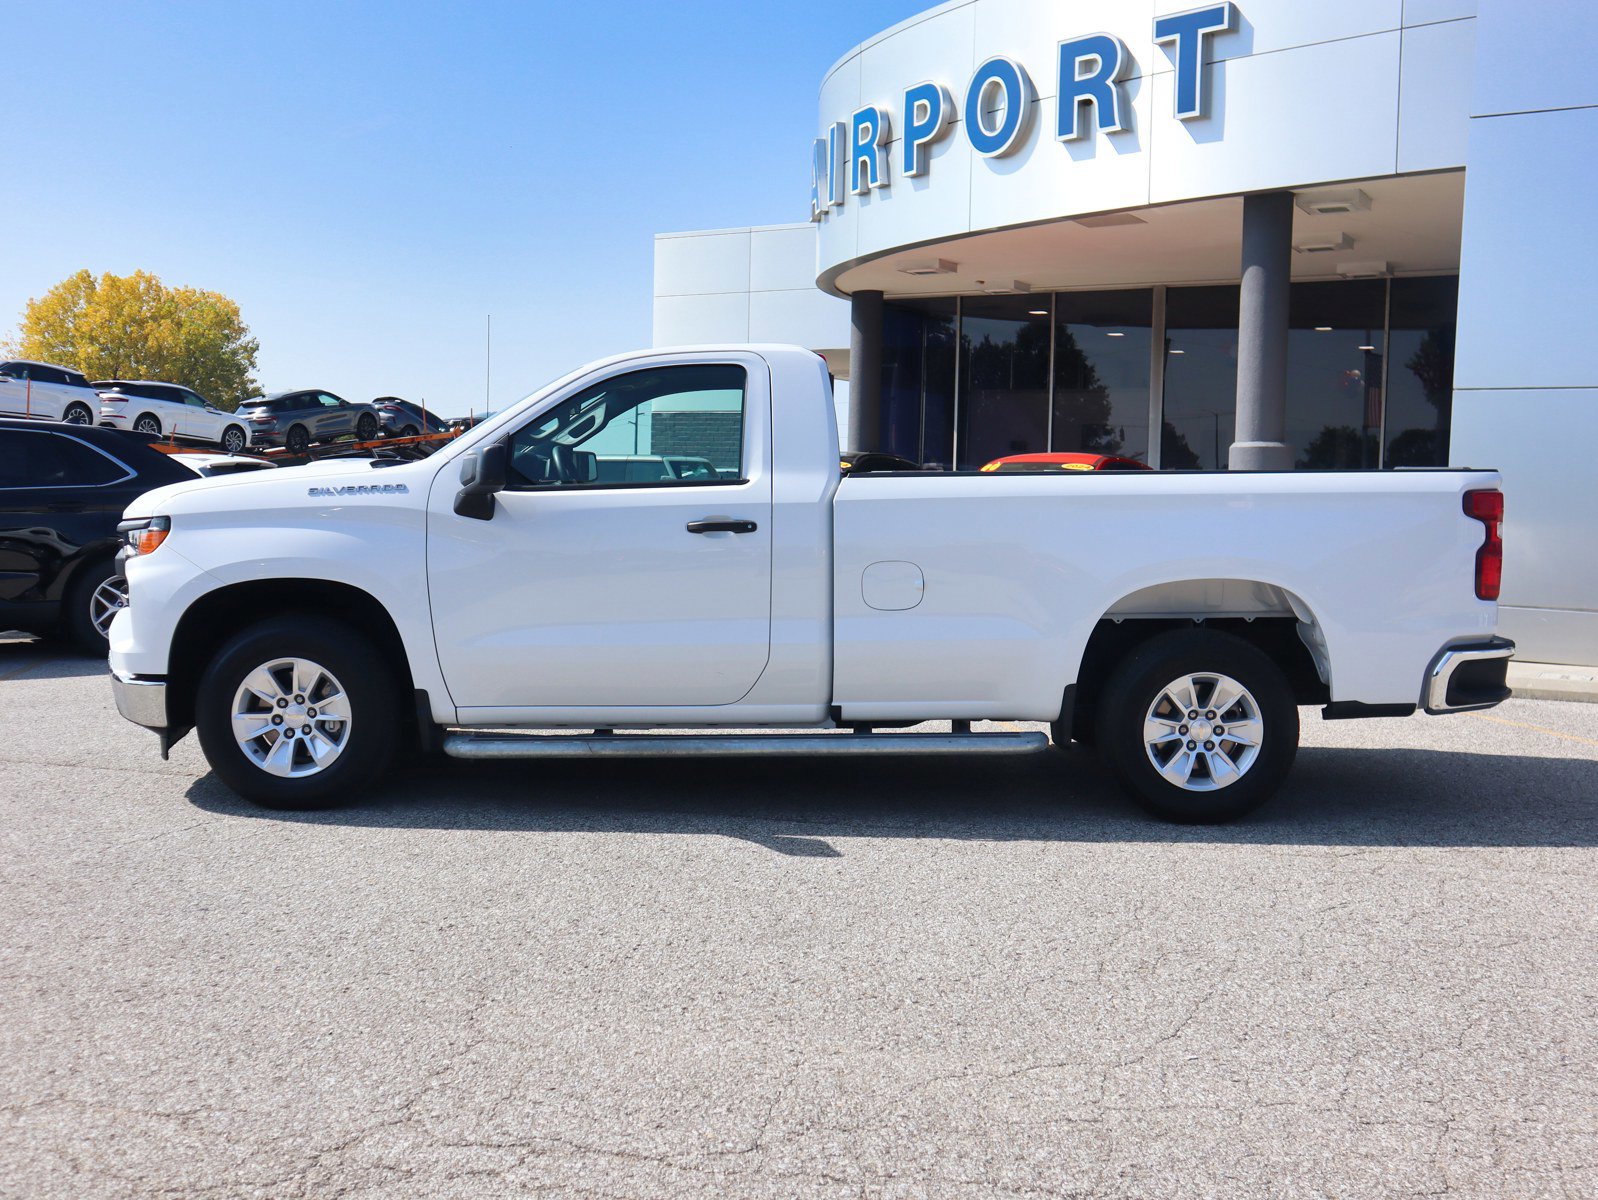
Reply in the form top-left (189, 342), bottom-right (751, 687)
top-left (847, 290), bottom-right (885, 453)
top-left (1231, 192), bottom-right (1295, 470)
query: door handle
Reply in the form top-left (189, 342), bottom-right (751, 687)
top-left (686, 518), bottom-right (758, 535)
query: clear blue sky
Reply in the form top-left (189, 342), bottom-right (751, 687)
top-left (3, 0), bottom-right (924, 414)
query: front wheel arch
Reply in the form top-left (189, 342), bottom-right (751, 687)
top-left (165, 579), bottom-right (420, 741)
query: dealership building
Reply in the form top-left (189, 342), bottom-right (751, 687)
top-left (654, 0), bottom-right (1598, 667)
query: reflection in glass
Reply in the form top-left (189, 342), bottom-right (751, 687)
top-left (957, 295), bottom-right (1050, 469)
top-left (1384, 277), bottom-right (1458, 468)
top-left (1162, 286), bottom-right (1239, 469)
top-left (1286, 279), bottom-right (1386, 470)
top-left (1053, 290), bottom-right (1152, 462)
top-left (881, 297), bottom-right (957, 467)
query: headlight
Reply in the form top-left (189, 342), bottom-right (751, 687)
top-left (118, 516), bottom-right (171, 556)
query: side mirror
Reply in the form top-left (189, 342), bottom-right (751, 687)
top-left (454, 443), bottom-right (507, 521)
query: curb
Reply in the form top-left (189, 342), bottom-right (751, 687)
top-left (1508, 662), bottom-right (1598, 705)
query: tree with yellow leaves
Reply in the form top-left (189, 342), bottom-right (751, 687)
top-left (8, 270), bottom-right (260, 411)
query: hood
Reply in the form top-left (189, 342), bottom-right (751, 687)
top-left (123, 456), bottom-right (438, 520)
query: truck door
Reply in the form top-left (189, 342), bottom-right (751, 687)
top-left (426, 357), bottom-right (773, 712)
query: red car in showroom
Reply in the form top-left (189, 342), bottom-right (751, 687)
top-left (980, 452), bottom-right (1153, 473)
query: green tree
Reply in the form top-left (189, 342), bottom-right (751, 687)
top-left (9, 270), bottom-right (260, 410)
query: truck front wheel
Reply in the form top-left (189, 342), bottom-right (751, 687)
top-left (195, 616), bottom-right (398, 809)
top-left (1096, 629), bottom-right (1298, 824)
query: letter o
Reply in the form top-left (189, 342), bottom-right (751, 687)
top-left (964, 56), bottom-right (1035, 157)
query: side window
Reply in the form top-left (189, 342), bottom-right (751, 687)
top-left (184, 391), bottom-right (208, 407)
top-left (319, 394), bottom-right (345, 408)
top-left (32, 366), bottom-right (65, 386)
top-left (0, 431), bottom-right (128, 488)
top-left (505, 364), bottom-right (746, 489)
top-left (0, 363), bottom-right (24, 380)
top-left (65, 371), bottom-right (91, 390)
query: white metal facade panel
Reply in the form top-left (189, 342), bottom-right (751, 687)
top-left (1146, 34), bottom-right (1404, 204)
top-left (1450, 388), bottom-right (1598, 658)
top-left (1453, 105), bottom-right (1598, 391)
top-left (1397, 17), bottom-right (1477, 172)
top-left (1471, 0), bottom-right (1598, 116)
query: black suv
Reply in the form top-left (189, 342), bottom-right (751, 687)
top-left (0, 421), bottom-right (193, 649)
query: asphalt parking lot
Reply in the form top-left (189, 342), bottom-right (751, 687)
top-left (1, 633), bottom-right (1595, 1199)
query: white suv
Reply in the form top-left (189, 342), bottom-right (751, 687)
top-left (95, 380), bottom-right (253, 452)
top-left (0, 360), bottom-right (101, 425)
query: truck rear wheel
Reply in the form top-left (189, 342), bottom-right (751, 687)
top-left (195, 616), bottom-right (398, 809)
top-left (1096, 629), bottom-right (1298, 823)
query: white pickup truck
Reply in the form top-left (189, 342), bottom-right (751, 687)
top-left (108, 345), bottom-right (1513, 822)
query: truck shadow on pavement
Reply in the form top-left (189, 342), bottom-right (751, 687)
top-left (184, 742), bottom-right (1598, 852)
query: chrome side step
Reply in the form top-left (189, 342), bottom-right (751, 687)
top-left (442, 730), bottom-right (1050, 760)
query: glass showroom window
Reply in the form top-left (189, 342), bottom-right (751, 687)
top-left (956, 295), bottom-right (1051, 469)
top-left (1162, 286), bottom-right (1240, 470)
top-left (1384, 276), bottom-right (1458, 468)
top-left (881, 297), bottom-right (957, 466)
top-left (1053, 290), bottom-right (1153, 463)
top-left (1286, 279), bottom-right (1388, 470)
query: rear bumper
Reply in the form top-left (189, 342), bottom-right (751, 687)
top-left (111, 670), bottom-right (168, 729)
top-left (1423, 637), bottom-right (1516, 714)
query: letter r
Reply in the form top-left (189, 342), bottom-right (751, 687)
top-left (1057, 34), bottom-right (1131, 141)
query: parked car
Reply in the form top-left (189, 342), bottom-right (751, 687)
top-left (95, 380), bottom-right (253, 452)
top-left (981, 452), bottom-right (1153, 473)
top-left (236, 390), bottom-right (379, 454)
top-left (840, 451), bottom-right (923, 473)
top-left (0, 360), bottom-right (102, 426)
top-left (110, 345), bottom-right (1514, 823)
top-left (373, 397), bottom-right (449, 439)
top-left (446, 411), bottom-right (495, 434)
top-left (167, 451), bottom-right (277, 478)
top-left (0, 420), bottom-right (194, 649)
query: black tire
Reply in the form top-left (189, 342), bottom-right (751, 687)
top-left (195, 616), bottom-right (399, 809)
top-left (61, 557), bottom-right (122, 653)
top-left (355, 413), bottom-right (378, 442)
top-left (400, 424), bottom-right (420, 439)
top-left (133, 413), bottom-right (162, 436)
top-left (285, 424), bottom-right (310, 454)
top-left (62, 402), bottom-right (94, 426)
top-left (1096, 629), bottom-right (1298, 824)
top-left (221, 425), bottom-right (247, 453)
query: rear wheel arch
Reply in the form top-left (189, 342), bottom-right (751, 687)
top-left (1060, 579), bottom-right (1331, 744)
top-left (165, 579), bottom-right (418, 736)
top-left (132, 412), bottom-right (163, 435)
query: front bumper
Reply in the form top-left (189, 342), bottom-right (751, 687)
top-left (1424, 637), bottom-right (1516, 714)
top-left (111, 670), bottom-right (168, 729)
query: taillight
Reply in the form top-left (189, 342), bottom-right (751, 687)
top-left (1463, 489), bottom-right (1503, 601)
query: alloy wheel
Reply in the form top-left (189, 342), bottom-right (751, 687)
top-left (231, 657), bottom-right (354, 778)
top-left (1142, 671), bottom-right (1263, 791)
top-left (90, 575), bottom-right (128, 639)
